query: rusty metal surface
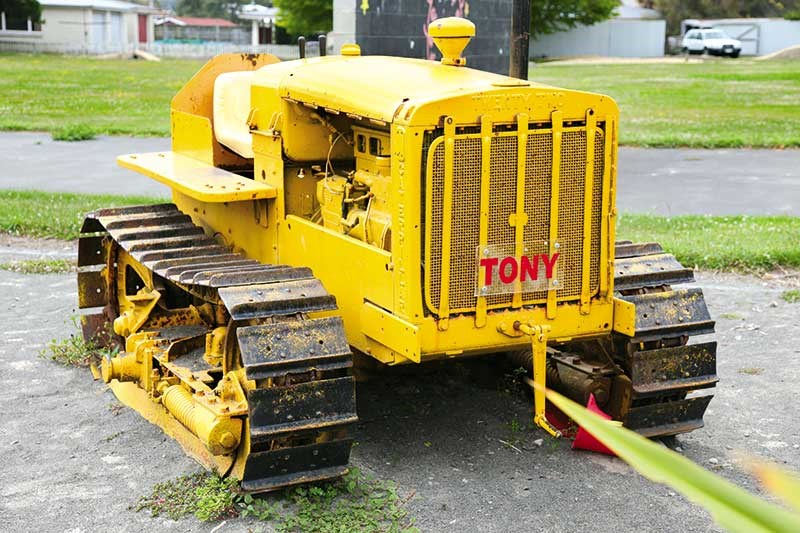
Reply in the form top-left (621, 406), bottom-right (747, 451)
top-left (624, 395), bottom-right (713, 437)
top-left (113, 224), bottom-right (205, 242)
top-left (629, 342), bottom-right (718, 396)
top-left (149, 253), bottom-right (243, 271)
top-left (249, 377), bottom-right (357, 439)
top-left (77, 235), bottom-right (106, 267)
top-left (138, 245), bottom-right (230, 263)
top-left (614, 242), bottom-right (663, 259)
top-left (166, 260), bottom-right (259, 282)
top-left (205, 266), bottom-right (313, 288)
top-left (614, 253), bottom-right (695, 292)
top-left (219, 279), bottom-right (337, 320)
top-left (241, 440), bottom-right (353, 492)
top-left (104, 212), bottom-right (192, 230)
top-left (624, 287), bottom-right (715, 342)
top-left (604, 243), bottom-right (717, 438)
top-left (126, 235), bottom-right (218, 253)
top-left (238, 316), bottom-right (351, 379)
top-left (77, 270), bottom-right (107, 308)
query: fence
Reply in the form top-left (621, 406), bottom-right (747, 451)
top-left (0, 39), bottom-right (302, 60)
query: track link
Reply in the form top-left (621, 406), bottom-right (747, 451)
top-left (78, 204), bottom-right (357, 492)
top-left (612, 241), bottom-right (718, 437)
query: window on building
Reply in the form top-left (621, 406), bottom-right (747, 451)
top-left (1, 0), bottom-right (43, 32)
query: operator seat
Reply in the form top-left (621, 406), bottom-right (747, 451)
top-left (213, 71), bottom-right (255, 159)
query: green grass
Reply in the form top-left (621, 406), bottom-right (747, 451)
top-left (1, 53), bottom-right (798, 147)
top-left (0, 191), bottom-right (796, 272)
top-left (616, 214), bottom-right (800, 271)
top-left (51, 123), bottom-right (97, 141)
top-left (135, 469), bottom-right (417, 531)
top-left (0, 54), bottom-right (202, 137)
top-left (531, 60), bottom-right (800, 148)
top-left (0, 258), bottom-right (74, 274)
top-left (782, 289), bottom-right (800, 303)
top-left (0, 190), bottom-right (164, 240)
top-left (39, 316), bottom-right (115, 367)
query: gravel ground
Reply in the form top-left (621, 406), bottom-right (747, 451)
top-left (1, 239), bottom-right (799, 532)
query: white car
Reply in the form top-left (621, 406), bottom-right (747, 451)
top-left (682, 28), bottom-right (742, 57)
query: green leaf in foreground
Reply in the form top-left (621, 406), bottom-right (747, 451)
top-left (543, 386), bottom-right (800, 533)
top-left (747, 460), bottom-right (800, 513)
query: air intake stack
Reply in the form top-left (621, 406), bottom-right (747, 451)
top-left (429, 17), bottom-right (475, 66)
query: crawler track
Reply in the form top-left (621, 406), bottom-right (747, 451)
top-left (78, 204), bottom-right (357, 492)
top-left (510, 241), bottom-right (718, 437)
top-left (611, 241), bottom-right (718, 436)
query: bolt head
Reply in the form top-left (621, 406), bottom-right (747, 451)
top-left (219, 431), bottom-right (237, 449)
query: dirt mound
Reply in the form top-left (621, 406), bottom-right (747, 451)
top-left (756, 44), bottom-right (800, 60)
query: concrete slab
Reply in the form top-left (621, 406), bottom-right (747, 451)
top-left (617, 147), bottom-right (800, 216)
top-left (0, 132), bottom-right (798, 215)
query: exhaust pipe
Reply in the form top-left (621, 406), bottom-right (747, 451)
top-left (508, 0), bottom-right (531, 79)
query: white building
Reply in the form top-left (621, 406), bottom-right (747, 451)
top-left (682, 18), bottom-right (800, 56)
top-left (531, 0), bottom-right (666, 58)
top-left (0, 0), bottom-right (156, 54)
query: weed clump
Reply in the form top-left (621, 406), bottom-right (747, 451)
top-left (134, 468), bottom-right (417, 532)
top-left (51, 124), bottom-right (97, 142)
top-left (782, 289), bottom-right (800, 304)
top-left (0, 259), bottom-right (74, 274)
top-left (39, 316), bottom-right (116, 367)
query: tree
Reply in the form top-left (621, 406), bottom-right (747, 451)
top-left (530, 0), bottom-right (620, 37)
top-left (272, 0), bottom-right (331, 36)
top-left (175, 0), bottom-right (244, 21)
top-left (653, 0), bottom-right (800, 34)
top-left (0, 0), bottom-right (42, 30)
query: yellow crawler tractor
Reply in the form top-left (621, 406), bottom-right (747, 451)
top-left (77, 18), bottom-right (717, 491)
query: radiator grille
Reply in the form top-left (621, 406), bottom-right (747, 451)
top-left (424, 126), bottom-right (605, 315)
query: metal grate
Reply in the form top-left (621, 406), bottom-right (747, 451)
top-left (424, 124), bottom-right (606, 316)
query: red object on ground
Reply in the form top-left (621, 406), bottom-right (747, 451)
top-left (545, 403), bottom-right (577, 438)
top-left (571, 394), bottom-right (618, 456)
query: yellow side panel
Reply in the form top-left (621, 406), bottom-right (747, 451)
top-left (360, 302), bottom-right (420, 363)
top-left (118, 152), bottom-right (276, 203)
top-left (171, 110), bottom-right (215, 165)
top-left (279, 216), bottom-right (393, 355)
top-left (419, 300), bottom-right (616, 356)
top-left (173, 193), bottom-right (277, 263)
top-left (613, 297), bottom-right (636, 337)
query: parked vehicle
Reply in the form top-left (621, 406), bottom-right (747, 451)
top-left (682, 28), bottom-right (741, 57)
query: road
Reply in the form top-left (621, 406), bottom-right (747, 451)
top-left (0, 236), bottom-right (799, 531)
top-left (1, 132), bottom-right (798, 216)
